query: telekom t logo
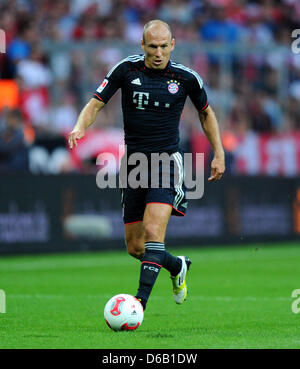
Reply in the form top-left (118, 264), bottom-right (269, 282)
top-left (133, 91), bottom-right (149, 110)
top-left (0, 29), bottom-right (6, 53)
top-left (0, 290), bottom-right (5, 313)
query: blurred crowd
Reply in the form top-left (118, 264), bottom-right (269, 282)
top-left (0, 0), bottom-right (300, 174)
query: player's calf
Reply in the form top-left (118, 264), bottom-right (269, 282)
top-left (125, 221), bottom-right (145, 260)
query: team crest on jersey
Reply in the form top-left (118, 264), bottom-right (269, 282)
top-left (167, 80), bottom-right (180, 94)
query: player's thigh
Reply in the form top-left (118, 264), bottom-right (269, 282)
top-left (143, 202), bottom-right (172, 242)
top-left (124, 221), bottom-right (145, 257)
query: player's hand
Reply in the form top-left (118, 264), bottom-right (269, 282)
top-left (208, 156), bottom-right (225, 182)
top-left (68, 128), bottom-right (85, 149)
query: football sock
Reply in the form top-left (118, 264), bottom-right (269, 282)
top-left (136, 242), bottom-right (165, 309)
top-left (140, 242), bottom-right (181, 276)
top-left (135, 242), bottom-right (183, 308)
top-left (163, 250), bottom-right (182, 277)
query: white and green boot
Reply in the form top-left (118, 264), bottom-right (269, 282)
top-left (171, 256), bottom-right (192, 304)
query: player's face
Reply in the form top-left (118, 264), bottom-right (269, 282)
top-left (141, 27), bottom-right (175, 70)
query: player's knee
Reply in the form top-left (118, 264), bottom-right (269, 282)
top-left (126, 239), bottom-right (145, 260)
top-left (143, 222), bottom-right (161, 242)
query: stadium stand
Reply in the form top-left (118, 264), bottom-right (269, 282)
top-left (0, 0), bottom-right (299, 175)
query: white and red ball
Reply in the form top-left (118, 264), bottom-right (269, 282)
top-left (104, 294), bottom-right (144, 331)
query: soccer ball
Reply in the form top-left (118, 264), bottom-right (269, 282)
top-left (104, 294), bottom-right (144, 331)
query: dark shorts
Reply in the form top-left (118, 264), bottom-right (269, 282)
top-left (120, 151), bottom-right (187, 224)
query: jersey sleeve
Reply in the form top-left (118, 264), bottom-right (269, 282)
top-left (187, 73), bottom-right (209, 111)
top-left (93, 61), bottom-right (125, 104)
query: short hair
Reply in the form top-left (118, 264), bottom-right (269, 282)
top-left (142, 20), bottom-right (172, 44)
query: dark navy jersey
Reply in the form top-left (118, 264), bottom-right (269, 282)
top-left (93, 54), bottom-right (208, 153)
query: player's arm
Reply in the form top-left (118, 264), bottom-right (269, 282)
top-left (198, 105), bottom-right (225, 181)
top-left (68, 58), bottom-right (125, 149)
top-left (68, 98), bottom-right (105, 149)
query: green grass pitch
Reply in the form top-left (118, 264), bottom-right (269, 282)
top-left (0, 242), bottom-right (300, 349)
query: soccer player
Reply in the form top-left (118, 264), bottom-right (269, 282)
top-left (68, 20), bottom-right (225, 311)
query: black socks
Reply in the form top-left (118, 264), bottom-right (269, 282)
top-left (136, 242), bottom-right (182, 310)
top-left (164, 250), bottom-right (182, 277)
top-left (136, 242), bottom-right (164, 309)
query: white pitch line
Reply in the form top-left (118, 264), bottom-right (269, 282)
top-left (1, 249), bottom-right (299, 272)
top-left (8, 294), bottom-right (112, 299)
top-left (7, 294), bottom-right (291, 301)
top-left (191, 296), bottom-right (291, 302)
top-left (1, 246), bottom-right (300, 272)
top-left (0, 258), bottom-right (131, 272)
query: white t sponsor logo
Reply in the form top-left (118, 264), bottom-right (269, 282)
top-left (133, 91), bottom-right (149, 110)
